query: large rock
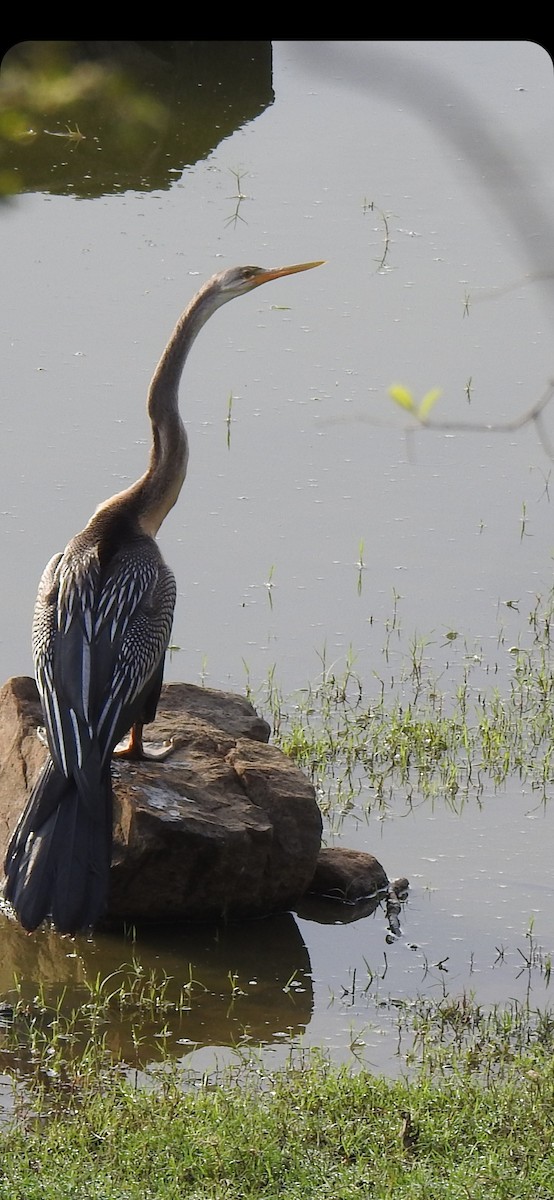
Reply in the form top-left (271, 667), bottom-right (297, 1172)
top-left (0, 676), bottom-right (323, 924)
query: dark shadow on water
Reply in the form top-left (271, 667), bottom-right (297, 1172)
top-left (0, 40), bottom-right (273, 199)
top-left (295, 892), bottom-right (385, 926)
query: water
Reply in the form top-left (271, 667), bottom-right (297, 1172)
top-left (1, 40), bottom-right (554, 1090)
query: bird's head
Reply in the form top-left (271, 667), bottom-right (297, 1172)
top-left (213, 260), bottom-right (325, 300)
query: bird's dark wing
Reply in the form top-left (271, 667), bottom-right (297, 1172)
top-left (93, 541), bottom-right (176, 762)
top-left (32, 536), bottom-right (176, 781)
top-left (32, 549), bottom-right (81, 777)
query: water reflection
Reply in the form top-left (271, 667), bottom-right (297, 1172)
top-left (0, 40), bottom-right (273, 198)
top-left (0, 909), bottom-right (313, 1069)
top-left (297, 892), bottom-right (387, 926)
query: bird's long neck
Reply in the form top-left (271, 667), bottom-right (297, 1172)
top-left (92, 277), bottom-right (228, 540)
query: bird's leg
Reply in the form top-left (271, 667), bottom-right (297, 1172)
top-left (113, 722), bottom-right (174, 762)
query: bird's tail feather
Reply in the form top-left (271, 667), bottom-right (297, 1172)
top-left (3, 758), bottom-right (112, 935)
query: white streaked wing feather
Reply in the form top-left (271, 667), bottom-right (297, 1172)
top-left (32, 538), bottom-right (175, 775)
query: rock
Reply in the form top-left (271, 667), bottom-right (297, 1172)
top-left (308, 847), bottom-right (390, 902)
top-left (299, 847), bottom-right (409, 938)
top-left (0, 677), bottom-right (323, 924)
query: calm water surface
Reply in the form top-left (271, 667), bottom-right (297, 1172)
top-left (1, 40), bottom-right (554, 1089)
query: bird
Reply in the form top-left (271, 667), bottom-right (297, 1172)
top-left (3, 260), bottom-right (323, 936)
top-left (400, 1110), bottom-right (419, 1155)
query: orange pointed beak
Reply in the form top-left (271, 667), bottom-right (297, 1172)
top-left (253, 260), bottom-right (325, 286)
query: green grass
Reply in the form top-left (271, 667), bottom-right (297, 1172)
top-left (1, 1045), bottom-right (554, 1198)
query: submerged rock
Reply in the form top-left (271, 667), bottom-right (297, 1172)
top-left (308, 847), bottom-right (391, 902)
top-left (300, 846), bottom-right (409, 939)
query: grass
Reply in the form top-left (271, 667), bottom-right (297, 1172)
top-left (1, 1040), bottom-right (554, 1197)
top-left (2, 941), bottom-right (554, 1192)
top-left (243, 587), bottom-right (554, 832)
top-left (2, 587), bottom-right (554, 1193)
